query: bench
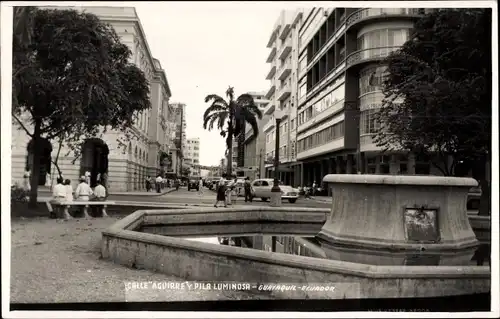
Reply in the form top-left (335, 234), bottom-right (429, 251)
top-left (45, 200), bottom-right (116, 219)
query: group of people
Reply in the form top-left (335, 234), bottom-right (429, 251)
top-left (213, 174), bottom-right (254, 208)
top-left (145, 175), bottom-right (181, 193)
top-left (50, 175), bottom-right (108, 218)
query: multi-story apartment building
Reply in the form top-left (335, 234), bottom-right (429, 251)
top-left (262, 9), bottom-right (304, 186)
top-left (11, 6), bottom-right (172, 192)
top-left (185, 138), bottom-right (201, 176)
top-left (170, 103), bottom-right (187, 176)
top-left (242, 91), bottom-right (270, 180)
top-left (295, 8), bottom-right (437, 191)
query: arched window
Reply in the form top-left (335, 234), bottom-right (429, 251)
top-left (134, 146), bottom-right (138, 159)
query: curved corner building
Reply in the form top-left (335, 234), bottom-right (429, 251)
top-left (290, 7), bottom-right (440, 190)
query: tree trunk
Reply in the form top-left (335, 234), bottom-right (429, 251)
top-left (51, 138), bottom-right (63, 179)
top-left (226, 133), bottom-right (233, 177)
top-left (477, 155), bottom-right (490, 216)
top-left (28, 122), bottom-right (42, 208)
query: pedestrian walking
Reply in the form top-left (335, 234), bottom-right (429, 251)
top-left (214, 174), bottom-right (227, 208)
top-left (22, 169), bottom-right (31, 192)
top-left (244, 176), bottom-right (253, 202)
top-left (198, 177), bottom-right (204, 196)
top-left (155, 175), bottom-right (163, 193)
top-left (145, 176), bottom-right (152, 192)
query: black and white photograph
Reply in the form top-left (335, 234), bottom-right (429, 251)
top-left (1, 1), bottom-right (498, 317)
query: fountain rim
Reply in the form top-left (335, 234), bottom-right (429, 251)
top-left (323, 174), bottom-right (478, 187)
top-left (102, 208), bottom-right (490, 280)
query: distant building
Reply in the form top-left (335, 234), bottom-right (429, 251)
top-left (263, 9), bottom-right (304, 186)
top-left (170, 102), bottom-right (187, 176)
top-left (242, 91), bottom-right (270, 180)
top-left (185, 137), bottom-right (201, 176)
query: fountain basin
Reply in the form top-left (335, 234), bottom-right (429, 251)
top-left (101, 207), bottom-right (490, 299)
top-left (320, 174), bottom-right (479, 251)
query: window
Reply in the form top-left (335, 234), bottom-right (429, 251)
top-left (291, 119), bottom-right (295, 130)
top-left (360, 109), bottom-right (381, 134)
top-left (359, 66), bottom-right (387, 95)
top-left (297, 121), bottom-right (345, 153)
top-left (261, 180), bottom-right (270, 187)
top-left (357, 28), bottom-right (411, 51)
top-left (252, 181), bottom-right (261, 187)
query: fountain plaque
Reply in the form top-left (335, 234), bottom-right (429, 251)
top-left (404, 207), bottom-right (439, 242)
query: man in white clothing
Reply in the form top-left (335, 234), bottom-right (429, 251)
top-left (91, 180), bottom-right (108, 217)
top-left (49, 177), bottom-right (66, 218)
top-left (75, 176), bottom-right (93, 218)
top-left (75, 176), bottom-right (93, 201)
top-left (84, 171), bottom-right (91, 185)
top-left (155, 175), bottom-right (163, 193)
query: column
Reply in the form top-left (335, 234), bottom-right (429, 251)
top-left (336, 156), bottom-right (342, 174)
top-left (389, 154), bottom-right (399, 175)
top-left (408, 152), bottom-right (416, 175)
top-left (346, 155), bottom-right (353, 174)
top-left (320, 161), bottom-right (325, 184)
top-left (375, 156), bottom-right (381, 174)
top-left (326, 158), bottom-right (332, 175)
top-left (300, 163), bottom-right (304, 186)
top-left (359, 152), bottom-right (366, 174)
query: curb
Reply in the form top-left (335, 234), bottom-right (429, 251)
top-left (108, 188), bottom-right (176, 196)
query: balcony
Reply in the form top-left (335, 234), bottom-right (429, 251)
top-left (266, 47), bottom-right (277, 63)
top-left (265, 84), bottom-right (276, 99)
top-left (264, 103), bottom-right (276, 115)
top-left (277, 61), bottom-right (292, 81)
top-left (278, 41), bottom-right (292, 60)
top-left (263, 117), bottom-right (276, 133)
top-left (346, 8), bottom-right (421, 30)
top-left (265, 64), bottom-right (276, 80)
top-left (346, 47), bottom-right (400, 69)
top-left (277, 83), bottom-right (291, 102)
top-left (279, 22), bottom-right (291, 40)
top-left (266, 28), bottom-right (278, 48)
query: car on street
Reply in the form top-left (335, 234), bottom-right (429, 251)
top-left (187, 178), bottom-right (200, 191)
top-left (250, 178), bottom-right (299, 203)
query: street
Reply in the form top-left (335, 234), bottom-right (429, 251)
top-left (36, 187), bottom-right (331, 208)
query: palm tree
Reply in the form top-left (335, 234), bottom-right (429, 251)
top-left (203, 86), bottom-right (263, 176)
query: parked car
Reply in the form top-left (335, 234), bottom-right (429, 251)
top-left (250, 178), bottom-right (299, 203)
top-left (187, 178), bottom-right (200, 191)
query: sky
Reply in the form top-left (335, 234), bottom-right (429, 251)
top-left (134, 2), bottom-right (286, 167)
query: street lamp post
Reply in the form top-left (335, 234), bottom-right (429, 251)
top-left (270, 109), bottom-right (284, 207)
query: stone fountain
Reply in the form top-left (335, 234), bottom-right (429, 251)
top-left (318, 174), bottom-right (480, 265)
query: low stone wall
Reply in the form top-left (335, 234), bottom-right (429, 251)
top-left (101, 208), bottom-right (491, 299)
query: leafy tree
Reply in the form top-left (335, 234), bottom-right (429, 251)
top-left (13, 8), bottom-right (151, 207)
top-left (203, 86), bottom-right (263, 175)
top-left (181, 165), bottom-right (191, 177)
top-left (374, 9), bottom-right (492, 215)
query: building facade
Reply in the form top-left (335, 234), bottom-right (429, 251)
top-left (185, 137), bottom-right (201, 176)
top-left (263, 9), bottom-right (304, 186)
top-left (294, 8), bottom-right (440, 191)
top-left (241, 91), bottom-right (270, 180)
top-left (11, 6), bottom-right (172, 192)
top-left (169, 103), bottom-right (187, 176)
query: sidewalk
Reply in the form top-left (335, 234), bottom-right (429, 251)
top-left (109, 188), bottom-right (175, 196)
top-left (306, 196), bottom-right (331, 203)
top-left (37, 187), bottom-right (175, 196)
